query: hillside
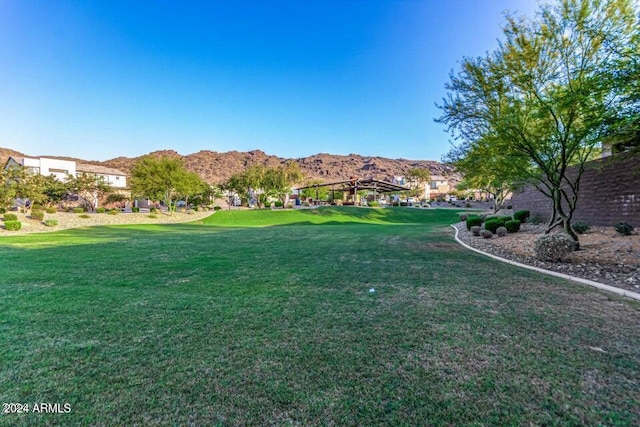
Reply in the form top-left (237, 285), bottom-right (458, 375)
top-left (0, 147), bottom-right (459, 186)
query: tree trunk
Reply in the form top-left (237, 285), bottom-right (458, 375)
top-left (546, 188), bottom-right (580, 249)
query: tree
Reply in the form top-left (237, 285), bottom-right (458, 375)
top-left (263, 162), bottom-right (304, 207)
top-left (301, 179), bottom-right (329, 201)
top-left (41, 175), bottom-right (69, 208)
top-left (14, 172), bottom-right (49, 211)
top-left (130, 156), bottom-right (193, 215)
top-left (405, 168), bottom-right (432, 200)
top-left (176, 171), bottom-right (206, 210)
top-left (222, 165), bottom-right (267, 207)
top-left (437, 0), bottom-right (639, 247)
top-left (0, 165), bottom-right (24, 210)
top-left (66, 173), bottom-right (112, 212)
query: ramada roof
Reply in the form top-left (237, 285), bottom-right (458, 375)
top-left (295, 177), bottom-right (409, 193)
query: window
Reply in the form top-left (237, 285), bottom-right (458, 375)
top-left (430, 182), bottom-right (438, 189)
top-left (49, 168), bottom-right (68, 174)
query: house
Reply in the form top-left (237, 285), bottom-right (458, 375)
top-left (5, 156), bottom-right (127, 188)
top-left (392, 175), bottom-right (450, 200)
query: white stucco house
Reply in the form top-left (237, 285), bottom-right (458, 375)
top-left (5, 156), bottom-right (127, 188)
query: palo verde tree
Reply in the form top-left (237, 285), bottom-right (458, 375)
top-left (263, 162), bottom-right (304, 207)
top-left (130, 156), bottom-right (193, 215)
top-left (437, 0), bottom-right (640, 247)
top-left (66, 173), bottom-right (112, 212)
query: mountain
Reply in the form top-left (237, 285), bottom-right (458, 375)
top-left (1, 147), bottom-right (460, 186)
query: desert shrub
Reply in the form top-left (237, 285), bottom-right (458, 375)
top-left (4, 220), bottom-right (22, 231)
top-left (150, 207), bottom-right (159, 213)
top-left (496, 226), bottom-right (507, 237)
top-left (31, 204), bottom-right (43, 210)
top-left (459, 213), bottom-right (468, 222)
top-left (471, 225), bottom-right (481, 236)
top-left (480, 229), bottom-right (493, 238)
top-left (369, 201), bottom-right (380, 207)
top-left (73, 207), bottom-right (84, 214)
top-left (43, 219), bottom-right (58, 227)
top-left (79, 214), bottom-right (90, 219)
top-left (95, 207), bottom-right (106, 213)
top-left (213, 206), bottom-right (222, 211)
top-left (465, 203), bottom-right (471, 208)
top-left (484, 219), bottom-right (501, 234)
top-left (30, 210), bottom-right (44, 221)
top-left (108, 209), bottom-right (119, 215)
top-left (466, 216), bottom-right (483, 230)
top-left (132, 207), bottom-right (140, 213)
top-left (0, 207), bottom-right (5, 214)
top-left (614, 222), bottom-right (634, 235)
top-left (286, 203), bottom-right (294, 209)
top-left (274, 200), bottom-right (283, 208)
top-left (498, 216), bottom-right (512, 225)
top-left (187, 209), bottom-right (195, 214)
top-left (45, 207), bottom-right (57, 214)
top-left (513, 210), bottom-right (530, 222)
top-left (572, 221), bottom-right (590, 234)
top-left (534, 234), bottom-right (576, 262)
top-left (505, 220), bottom-right (521, 233)
top-left (3, 213), bottom-right (18, 221)
top-left (148, 214), bottom-right (158, 219)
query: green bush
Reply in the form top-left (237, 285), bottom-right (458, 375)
top-left (513, 210), bottom-right (530, 222)
top-left (3, 213), bottom-right (18, 221)
top-left (213, 206), bottom-right (222, 211)
top-left (79, 214), bottom-right (90, 219)
top-left (96, 207), bottom-right (106, 213)
top-left (274, 200), bottom-right (283, 208)
top-left (30, 210), bottom-right (44, 221)
top-left (150, 208), bottom-right (159, 213)
top-left (31, 204), bottom-right (43, 210)
top-left (73, 207), bottom-right (84, 214)
top-left (148, 214), bottom-right (158, 219)
top-left (132, 207), bottom-right (140, 213)
top-left (43, 219), bottom-right (58, 227)
top-left (484, 219), bottom-right (501, 234)
top-left (108, 209), bottom-right (119, 215)
top-left (505, 220), bottom-right (521, 233)
top-left (614, 222), bottom-right (634, 235)
top-left (4, 220), bottom-right (22, 231)
top-left (0, 207), bottom-right (5, 214)
top-left (572, 221), bottom-right (590, 234)
top-left (369, 201), bottom-right (380, 207)
top-left (466, 216), bottom-right (483, 230)
top-left (45, 207), bottom-right (57, 214)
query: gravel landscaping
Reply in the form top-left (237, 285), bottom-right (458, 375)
top-left (454, 219), bottom-right (640, 293)
top-left (0, 209), bottom-right (214, 235)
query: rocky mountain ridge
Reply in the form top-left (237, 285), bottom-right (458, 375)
top-left (0, 147), bottom-right (459, 186)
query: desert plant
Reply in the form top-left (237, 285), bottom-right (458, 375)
top-left (274, 200), bottom-right (283, 208)
top-left (471, 225), bottom-right (481, 236)
top-left (527, 215), bottom-right (543, 225)
top-left (466, 216), bottom-right (483, 230)
top-left (496, 226), bottom-right (507, 237)
top-left (286, 203), bottom-right (294, 209)
top-left (187, 209), bottom-right (195, 214)
top-left (213, 206), bottom-right (222, 211)
top-left (30, 210), bottom-right (44, 221)
top-left (3, 213), bottom-right (18, 221)
top-left (513, 210), bottom-right (530, 222)
top-left (149, 207), bottom-right (159, 213)
top-left (148, 214), bottom-right (158, 219)
top-left (459, 213), bottom-right (468, 222)
top-left (73, 207), bottom-right (84, 214)
top-left (505, 220), bottom-right (521, 233)
top-left (95, 207), bottom-right (106, 213)
top-left (45, 207), bottom-right (57, 214)
top-left (108, 209), bottom-right (119, 215)
top-left (480, 229), bottom-right (493, 238)
top-left (43, 219), bottom-right (58, 227)
top-left (369, 201), bottom-right (380, 207)
top-left (484, 219), bottom-right (501, 234)
top-left (0, 207), bottom-right (5, 214)
top-left (572, 221), bottom-right (590, 234)
top-left (79, 214), bottom-right (90, 219)
top-left (534, 234), bottom-right (576, 262)
top-left (614, 222), bottom-right (634, 235)
top-left (132, 207), bottom-right (140, 213)
top-left (4, 220), bottom-right (22, 231)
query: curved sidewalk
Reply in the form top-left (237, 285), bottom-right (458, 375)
top-left (451, 225), bottom-right (640, 301)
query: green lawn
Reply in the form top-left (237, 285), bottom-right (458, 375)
top-left (1, 207), bottom-right (638, 426)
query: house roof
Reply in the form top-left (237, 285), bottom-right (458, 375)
top-left (295, 177), bottom-right (409, 193)
top-left (77, 163), bottom-right (126, 176)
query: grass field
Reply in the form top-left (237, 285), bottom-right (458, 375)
top-left (1, 207), bottom-right (639, 425)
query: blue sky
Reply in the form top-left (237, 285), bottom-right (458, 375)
top-left (0, 0), bottom-right (539, 161)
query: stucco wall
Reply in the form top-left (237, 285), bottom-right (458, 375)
top-left (510, 153), bottom-right (640, 227)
